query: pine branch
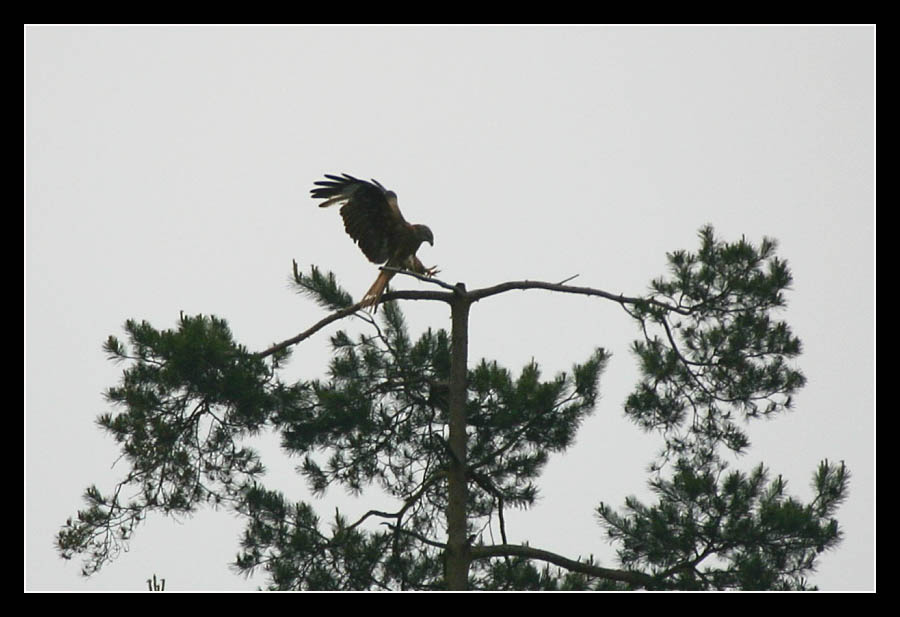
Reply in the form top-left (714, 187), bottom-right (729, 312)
top-left (258, 302), bottom-right (364, 359)
top-left (467, 279), bottom-right (692, 315)
top-left (344, 471), bottom-right (446, 534)
top-left (260, 269), bottom-right (685, 359)
top-left (469, 543), bottom-right (659, 589)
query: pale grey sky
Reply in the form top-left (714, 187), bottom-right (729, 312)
top-left (25, 25), bottom-right (874, 591)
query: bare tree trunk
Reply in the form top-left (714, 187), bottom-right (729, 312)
top-left (445, 288), bottom-right (470, 590)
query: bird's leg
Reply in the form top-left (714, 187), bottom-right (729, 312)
top-left (406, 255), bottom-right (440, 278)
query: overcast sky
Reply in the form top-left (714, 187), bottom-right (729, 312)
top-left (25, 25), bottom-right (874, 592)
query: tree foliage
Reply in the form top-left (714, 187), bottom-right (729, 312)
top-left (625, 227), bottom-right (805, 465)
top-left (56, 226), bottom-right (848, 590)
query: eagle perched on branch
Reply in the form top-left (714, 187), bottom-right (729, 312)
top-left (312, 173), bottom-right (436, 311)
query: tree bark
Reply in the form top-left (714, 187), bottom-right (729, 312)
top-left (445, 285), bottom-right (471, 590)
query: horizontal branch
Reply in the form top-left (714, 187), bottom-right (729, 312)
top-left (467, 280), bottom-right (692, 315)
top-left (256, 292), bottom-right (450, 359)
top-left (259, 271), bottom-right (689, 359)
top-left (469, 543), bottom-right (658, 589)
top-left (380, 289), bottom-right (455, 304)
top-left (257, 302), bottom-right (363, 359)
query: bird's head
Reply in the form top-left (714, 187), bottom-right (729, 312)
top-left (413, 224), bottom-right (434, 246)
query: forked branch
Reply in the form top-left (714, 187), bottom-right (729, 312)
top-left (260, 266), bottom-right (688, 360)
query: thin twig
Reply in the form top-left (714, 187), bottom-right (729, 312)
top-left (467, 469), bottom-right (509, 545)
top-left (344, 471), bottom-right (446, 534)
top-left (380, 266), bottom-right (459, 291)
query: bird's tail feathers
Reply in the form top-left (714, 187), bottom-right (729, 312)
top-left (360, 270), bottom-right (394, 313)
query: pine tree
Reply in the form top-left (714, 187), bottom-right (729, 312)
top-left (56, 226), bottom-right (848, 590)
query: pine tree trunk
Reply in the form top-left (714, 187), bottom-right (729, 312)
top-left (445, 290), bottom-right (471, 590)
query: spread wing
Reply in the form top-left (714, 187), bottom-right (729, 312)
top-left (311, 173), bottom-right (407, 264)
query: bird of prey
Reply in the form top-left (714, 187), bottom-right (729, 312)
top-left (311, 173), bottom-right (436, 311)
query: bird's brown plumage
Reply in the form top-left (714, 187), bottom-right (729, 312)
top-left (311, 173), bottom-right (435, 311)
